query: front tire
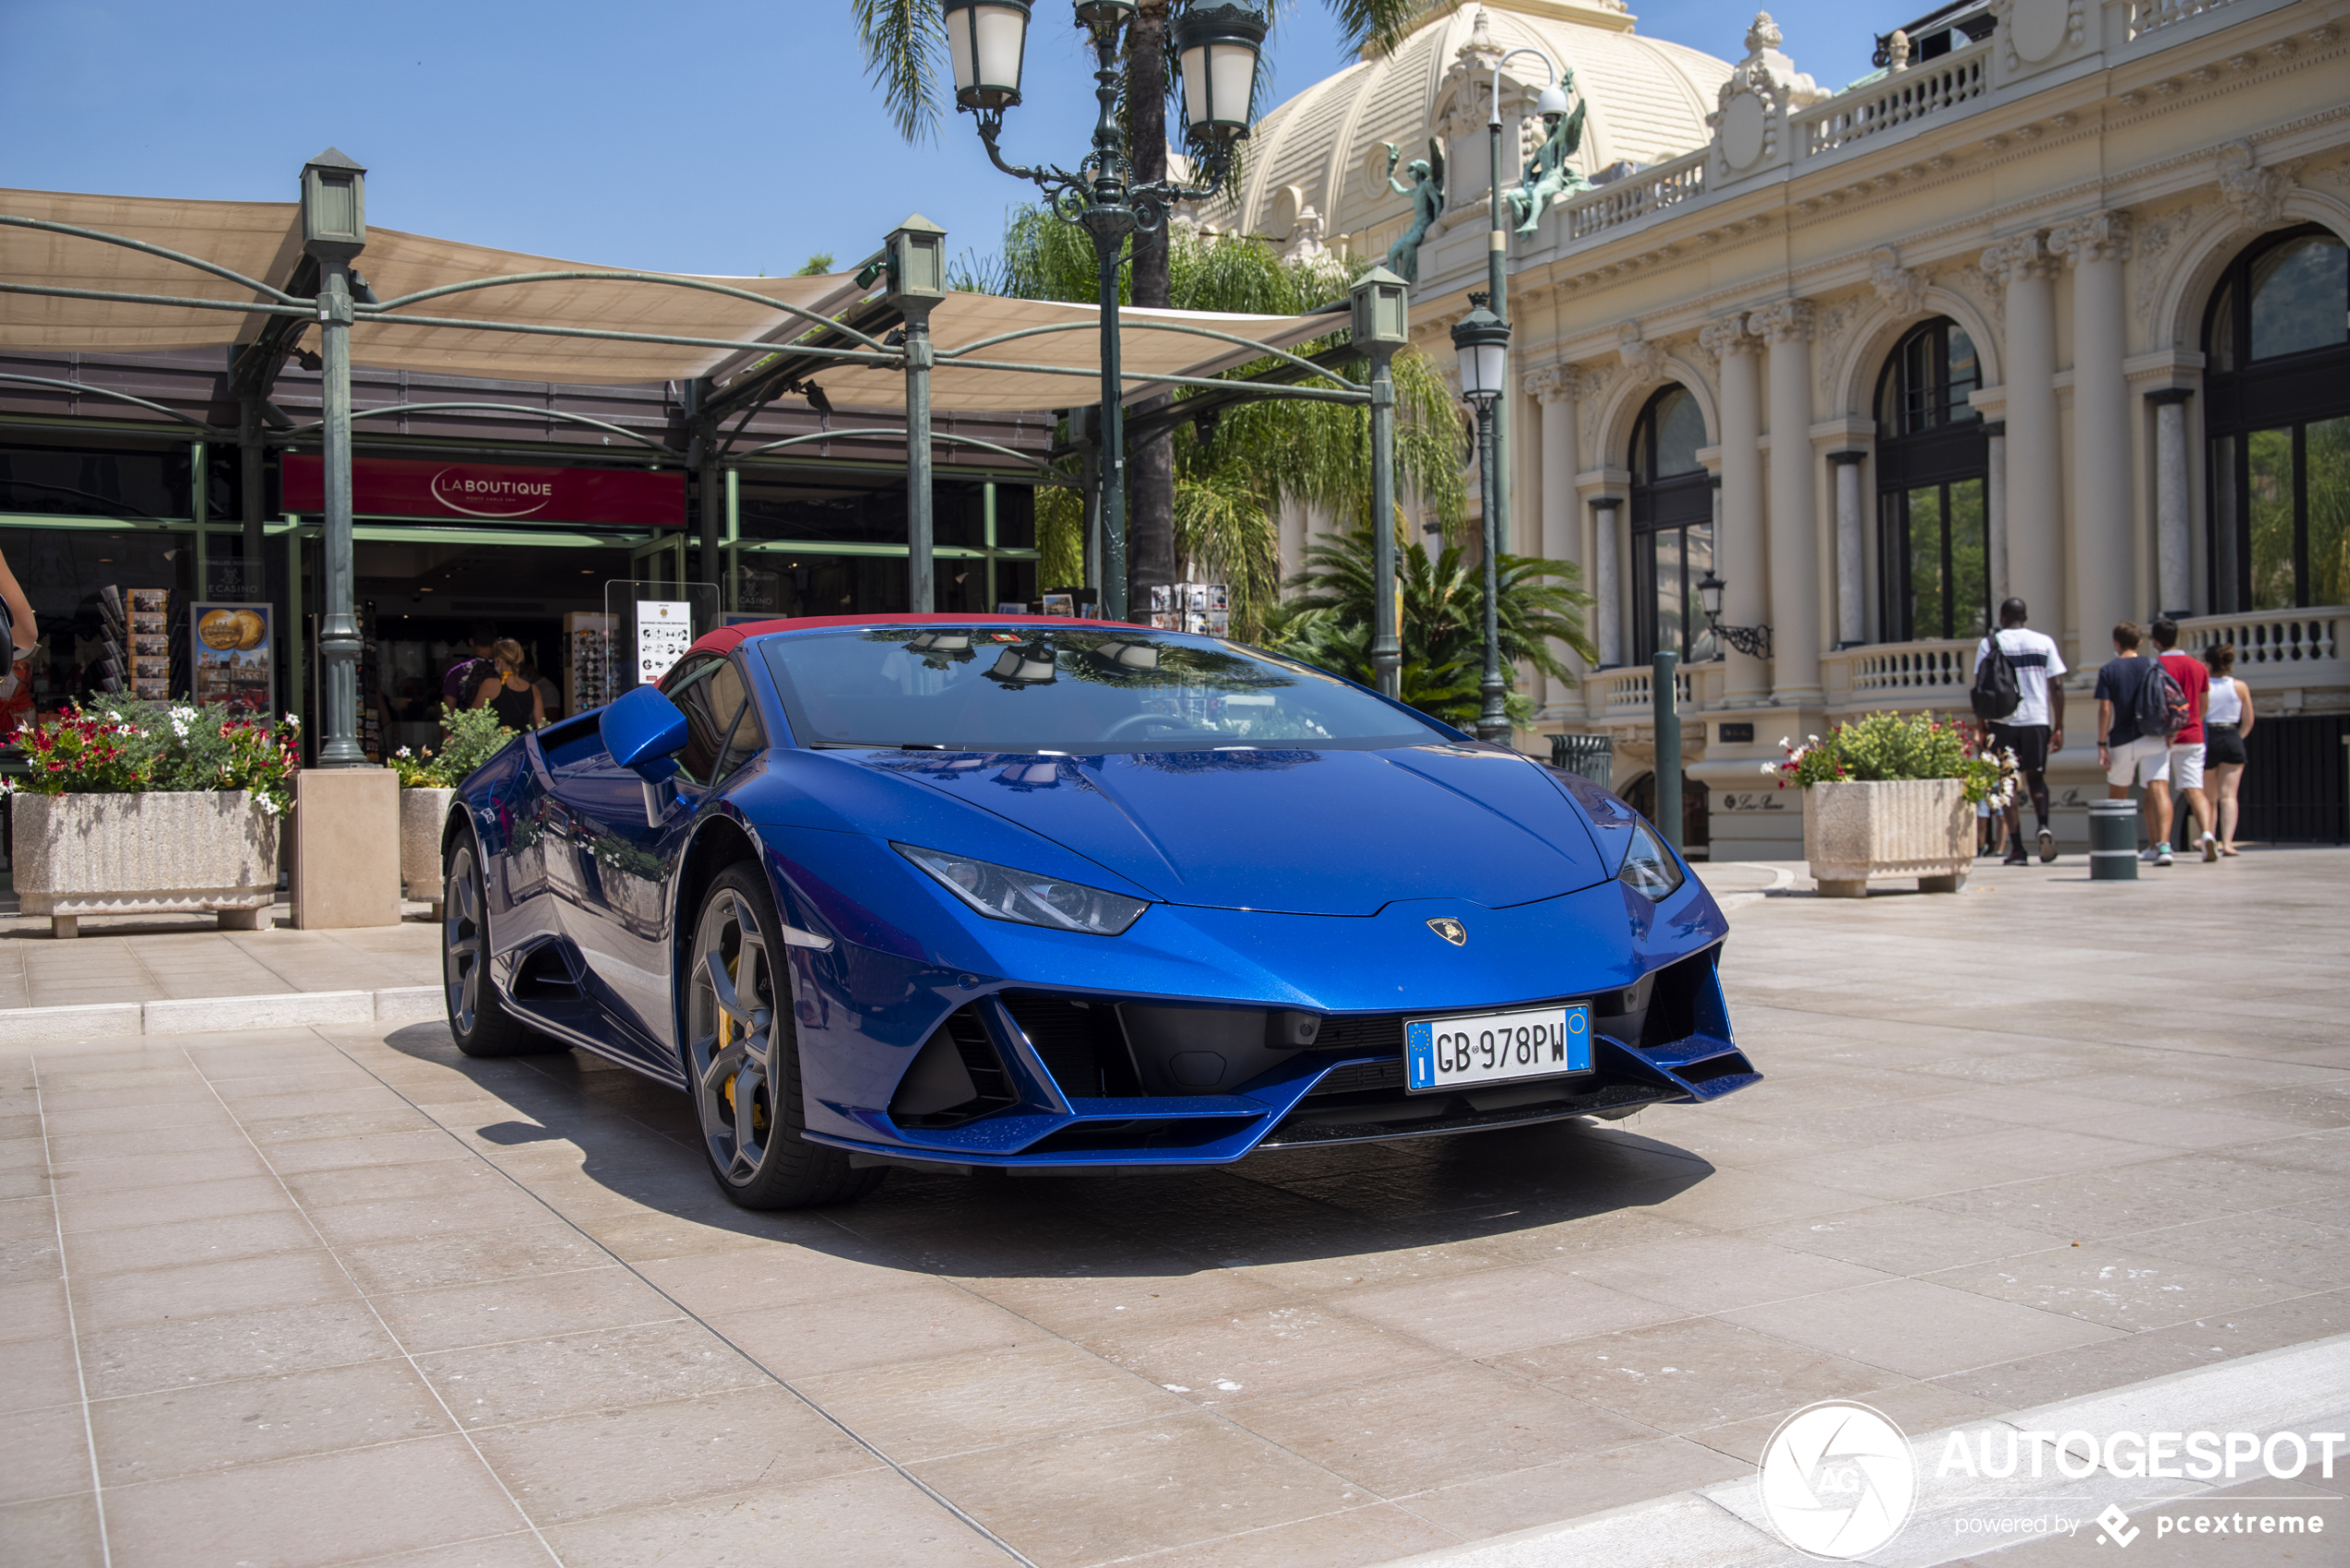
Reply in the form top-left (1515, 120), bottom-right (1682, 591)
top-left (443, 833), bottom-right (561, 1058)
top-left (684, 865), bottom-right (882, 1209)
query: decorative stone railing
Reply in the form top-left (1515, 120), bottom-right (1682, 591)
top-left (1559, 151), bottom-right (1708, 244)
top-left (2177, 609), bottom-right (2346, 684)
top-left (1585, 662), bottom-right (1697, 717)
top-left (1797, 43), bottom-right (1990, 158)
top-left (2124, 0), bottom-right (2243, 39)
top-left (1824, 639), bottom-right (1979, 699)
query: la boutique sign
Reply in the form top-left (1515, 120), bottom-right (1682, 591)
top-left (283, 455), bottom-right (683, 528)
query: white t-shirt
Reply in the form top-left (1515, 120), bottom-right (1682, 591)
top-left (1977, 626), bottom-right (2067, 729)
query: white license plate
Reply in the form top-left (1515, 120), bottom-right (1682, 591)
top-left (1404, 1005), bottom-right (1593, 1093)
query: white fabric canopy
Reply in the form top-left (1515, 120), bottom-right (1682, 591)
top-left (1, 187), bottom-right (1347, 413)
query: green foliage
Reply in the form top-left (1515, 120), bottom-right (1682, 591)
top-left (793, 252), bottom-right (837, 277)
top-left (1265, 525), bottom-right (1593, 730)
top-left (1771, 711), bottom-right (2010, 804)
top-left (10, 700), bottom-right (300, 815)
top-left (390, 706), bottom-right (519, 789)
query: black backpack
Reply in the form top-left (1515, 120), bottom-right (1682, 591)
top-left (2134, 657), bottom-right (2187, 742)
top-left (1971, 632), bottom-right (2021, 721)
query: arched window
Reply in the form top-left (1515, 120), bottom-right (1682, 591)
top-left (1628, 386), bottom-right (1716, 662)
top-left (1874, 317), bottom-right (1987, 640)
top-left (2204, 225), bottom-right (2350, 611)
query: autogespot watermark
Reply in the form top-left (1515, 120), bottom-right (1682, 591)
top-left (1757, 1407), bottom-right (2344, 1559)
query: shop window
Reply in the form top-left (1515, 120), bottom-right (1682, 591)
top-left (1874, 319), bottom-right (1990, 641)
top-left (2204, 226), bottom-right (2350, 611)
top-left (1627, 386), bottom-right (1717, 664)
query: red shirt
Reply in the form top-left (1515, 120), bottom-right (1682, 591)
top-left (2160, 650), bottom-right (2211, 745)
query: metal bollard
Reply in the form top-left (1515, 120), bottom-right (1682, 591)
top-left (2087, 798), bottom-right (2140, 881)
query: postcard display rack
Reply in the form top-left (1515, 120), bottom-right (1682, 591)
top-left (1147, 583), bottom-right (1231, 636)
top-left (566, 611), bottom-right (616, 717)
top-left (121, 587), bottom-right (172, 699)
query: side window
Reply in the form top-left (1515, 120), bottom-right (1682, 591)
top-left (663, 656), bottom-right (730, 784)
top-left (714, 668), bottom-right (767, 783)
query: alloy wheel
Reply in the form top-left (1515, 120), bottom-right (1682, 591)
top-left (444, 846), bottom-right (488, 1035)
top-left (687, 888), bottom-right (778, 1184)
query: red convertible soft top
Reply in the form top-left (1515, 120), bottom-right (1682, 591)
top-left (684, 613), bottom-right (1137, 661)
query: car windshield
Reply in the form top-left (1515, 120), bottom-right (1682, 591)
top-left (760, 626), bottom-right (1445, 753)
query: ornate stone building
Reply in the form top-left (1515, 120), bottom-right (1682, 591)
top-left (1216, 0), bottom-right (2350, 852)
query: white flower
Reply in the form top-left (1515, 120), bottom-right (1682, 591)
top-left (395, 747), bottom-right (413, 759)
top-left (1778, 736), bottom-right (1790, 748)
top-left (256, 796), bottom-right (280, 817)
top-left (283, 713), bottom-right (301, 727)
top-left (1808, 734), bottom-right (1821, 745)
top-left (1759, 761), bottom-right (1778, 776)
top-left (105, 710), bottom-right (122, 721)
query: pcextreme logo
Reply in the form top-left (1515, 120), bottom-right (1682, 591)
top-left (1758, 1401), bottom-right (1917, 1560)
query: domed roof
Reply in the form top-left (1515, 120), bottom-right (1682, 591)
top-left (1216, 1), bottom-right (1732, 255)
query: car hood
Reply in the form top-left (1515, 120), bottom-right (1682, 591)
top-left (861, 744), bottom-right (1613, 916)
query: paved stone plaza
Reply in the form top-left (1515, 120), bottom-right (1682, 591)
top-left (3, 849), bottom-right (2345, 1567)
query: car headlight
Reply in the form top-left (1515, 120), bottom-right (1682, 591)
top-left (894, 844), bottom-right (1147, 935)
top-left (1617, 818), bottom-right (1686, 901)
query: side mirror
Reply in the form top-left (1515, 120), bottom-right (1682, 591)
top-left (600, 684), bottom-right (689, 778)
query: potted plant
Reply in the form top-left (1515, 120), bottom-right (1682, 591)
top-left (1770, 713), bottom-right (2012, 897)
top-left (390, 705), bottom-right (521, 915)
top-left (7, 700), bottom-right (299, 938)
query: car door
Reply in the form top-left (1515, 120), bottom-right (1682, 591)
top-left (553, 652), bottom-right (761, 1062)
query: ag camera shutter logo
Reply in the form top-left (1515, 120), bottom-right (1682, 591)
top-left (1759, 1401), bottom-right (1917, 1559)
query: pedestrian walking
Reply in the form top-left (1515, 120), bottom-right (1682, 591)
top-left (2201, 641), bottom-right (2255, 857)
top-left (2150, 618), bottom-right (2215, 860)
top-left (441, 620), bottom-right (499, 717)
top-left (2094, 621), bottom-right (2177, 866)
top-left (1977, 598), bottom-right (2066, 865)
top-left (470, 638), bottom-right (545, 731)
top-left (0, 544), bottom-right (37, 710)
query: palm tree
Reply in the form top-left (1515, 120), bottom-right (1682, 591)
top-left (853, 0), bottom-right (1429, 606)
top-left (1269, 525), bottom-right (1594, 731)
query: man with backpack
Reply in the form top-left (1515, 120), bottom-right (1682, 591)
top-left (2150, 617), bottom-right (2217, 861)
top-left (1974, 597), bottom-right (2066, 865)
top-left (2095, 621), bottom-right (2185, 867)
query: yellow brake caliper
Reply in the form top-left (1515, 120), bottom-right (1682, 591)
top-left (715, 954), bottom-right (769, 1134)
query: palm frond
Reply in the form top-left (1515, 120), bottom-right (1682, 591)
top-left (853, 0), bottom-right (948, 144)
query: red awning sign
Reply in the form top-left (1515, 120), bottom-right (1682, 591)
top-left (282, 455), bottom-right (683, 528)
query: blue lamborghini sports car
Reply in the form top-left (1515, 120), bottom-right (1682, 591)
top-left (439, 614), bottom-right (1757, 1208)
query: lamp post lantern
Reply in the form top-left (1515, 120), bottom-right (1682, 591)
top-left (946, 0), bottom-right (1266, 622)
top-left (1695, 568), bottom-right (1773, 659)
top-left (1452, 294), bottom-right (1512, 744)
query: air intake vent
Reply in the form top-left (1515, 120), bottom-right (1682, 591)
top-left (890, 1006), bottom-right (1018, 1128)
top-left (1002, 994), bottom-right (1142, 1097)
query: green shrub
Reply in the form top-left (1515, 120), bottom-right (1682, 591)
top-left (1768, 711), bottom-right (2013, 805)
top-left (390, 705), bottom-right (519, 789)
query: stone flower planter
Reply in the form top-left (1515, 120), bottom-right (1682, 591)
top-left (15, 791), bottom-right (279, 938)
top-left (400, 786), bottom-right (455, 916)
top-left (1801, 777), bottom-right (1973, 898)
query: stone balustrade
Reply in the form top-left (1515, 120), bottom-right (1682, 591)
top-left (2125, 0), bottom-right (2245, 39)
top-left (2177, 608), bottom-right (2347, 687)
top-left (1557, 151), bottom-right (1708, 244)
top-left (1797, 42), bottom-right (1989, 158)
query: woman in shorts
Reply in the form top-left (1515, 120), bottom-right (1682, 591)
top-left (2201, 643), bottom-right (2254, 857)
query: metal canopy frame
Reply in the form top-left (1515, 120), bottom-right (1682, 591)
top-left (1, 159), bottom-right (1407, 762)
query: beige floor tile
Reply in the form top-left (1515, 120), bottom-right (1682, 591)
top-left (796, 1338), bottom-right (1192, 1463)
top-left (373, 1265), bottom-right (679, 1354)
top-left (710, 1280), bottom-right (1053, 1381)
top-left (474, 1385), bottom-right (875, 1525)
top-left (1397, 1435), bottom-right (1750, 1540)
top-left (1496, 1315), bottom-right (1903, 1433)
top-left (74, 1248), bottom-right (357, 1331)
top-left (91, 1358), bottom-right (454, 1485)
top-left (337, 1220), bottom-right (608, 1296)
top-left (242, 1105), bottom-right (442, 1147)
top-left (633, 1241), bottom-right (926, 1315)
top-left (1720, 1277), bottom-right (2125, 1380)
top-left (254, 1129), bottom-right (479, 1174)
top-left (39, 1098), bottom-right (233, 1139)
top-left (968, 1257), bottom-right (1299, 1339)
top-left (1116, 1501), bottom-right (1460, 1568)
top-left (0, 1400), bottom-right (90, 1504)
top-left (1921, 1241), bottom-right (2308, 1331)
top-left (1083, 1301), bottom-right (1452, 1402)
top-left (64, 1209), bottom-right (318, 1279)
top-left (45, 1120), bottom-right (260, 1167)
top-left (1447, 1207), bottom-right (1717, 1266)
top-left (303, 1185), bottom-right (555, 1249)
top-left (300, 1530), bottom-right (556, 1568)
top-left (0, 1493), bottom-right (105, 1568)
top-left (416, 1317), bottom-right (772, 1427)
top-left (1560, 1233), bottom-right (1897, 1315)
top-left (78, 1298), bottom-right (402, 1401)
top-left (280, 1155), bottom-right (514, 1211)
top-left (1233, 1237), bottom-right (1516, 1297)
top-left (103, 1434), bottom-right (526, 1568)
top-left (1740, 1203), bottom-right (2071, 1275)
top-left (0, 1278), bottom-right (69, 1344)
top-left (567, 1204), bottom-right (797, 1262)
top-left (1329, 1262), bottom-right (1688, 1358)
top-left (540, 1465), bottom-right (999, 1568)
top-left (1629, 1168), bottom-right (1880, 1229)
top-left (912, 1409), bottom-right (1362, 1568)
top-left (54, 1173), bottom-right (289, 1235)
top-left (2107, 1213), bottom-right (2350, 1290)
top-left (1687, 1377), bottom-right (2006, 1465)
top-left (1222, 1360), bottom-right (1660, 1495)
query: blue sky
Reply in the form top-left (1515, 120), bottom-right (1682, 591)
top-left (1, 2), bottom-right (1884, 278)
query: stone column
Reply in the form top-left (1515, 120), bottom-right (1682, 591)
top-left (1701, 314), bottom-right (1768, 704)
top-left (1981, 233), bottom-right (2062, 636)
top-left (1829, 451), bottom-right (1867, 647)
top-left (1984, 419), bottom-right (2008, 607)
top-left (1750, 300), bottom-right (1821, 703)
top-left (2051, 211), bottom-right (2135, 649)
top-left (1592, 497), bottom-right (1623, 667)
top-left (1527, 368), bottom-right (1581, 714)
top-left (2149, 389), bottom-right (2192, 616)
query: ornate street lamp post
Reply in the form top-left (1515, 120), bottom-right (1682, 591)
top-left (1696, 568), bottom-right (1773, 659)
top-left (300, 148), bottom-right (368, 768)
top-left (1452, 294), bottom-right (1512, 744)
top-left (943, 0), bottom-right (1266, 623)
